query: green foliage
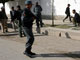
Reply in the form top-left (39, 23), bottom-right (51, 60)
top-left (44, 24), bottom-right (72, 29)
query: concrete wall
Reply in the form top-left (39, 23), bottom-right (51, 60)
top-left (25, 0), bottom-right (80, 19)
top-left (40, 0), bottom-right (80, 19)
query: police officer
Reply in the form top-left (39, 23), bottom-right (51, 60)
top-left (10, 7), bottom-right (17, 31)
top-left (22, 0), bottom-right (36, 58)
top-left (33, 2), bottom-right (43, 33)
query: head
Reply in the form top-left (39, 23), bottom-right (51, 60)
top-left (1, 7), bottom-right (5, 11)
top-left (36, 2), bottom-right (38, 5)
top-left (17, 5), bottom-right (21, 10)
top-left (25, 0), bottom-right (33, 9)
top-left (72, 9), bottom-right (76, 14)
top-left (67, 4), bottom-right (70, 7)
top-left (11, 6), bottom-right (14, 11)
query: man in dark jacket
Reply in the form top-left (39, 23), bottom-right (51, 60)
top-left (63, 4), bottom-right (72, 22)
top-left (16, 5), bottom-right (24, 37)
top-left (33, 2), bottom-right (43, 33)
top-left (72, 9), bottom-right (80, 26)
top-left (10, 7), bottom-right (17, 31)
top-left (0, 7), bottom-right (8, 33)
top-left (22, 0), bottom-right (36, 58)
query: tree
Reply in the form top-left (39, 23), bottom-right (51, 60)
top-left (0, 0), bottom-right (14, 7)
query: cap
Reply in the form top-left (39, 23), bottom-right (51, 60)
top-left (25, 0), bottom-right (32, 5)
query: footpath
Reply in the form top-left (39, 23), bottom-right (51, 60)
top-left (0, 19), bottom-right (80, 60)
top-left (41, 19), bottom-right (80, 40)
top-left (0, 34), bottom-right (80, 60)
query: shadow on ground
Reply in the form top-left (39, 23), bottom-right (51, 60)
top-left (35, 51), bottom-right (80, 58)
top-left (34, 34), bottom-right (47, 37)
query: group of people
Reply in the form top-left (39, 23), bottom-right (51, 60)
top-left (1, 0), bottom-right (80, 58)
top-left (0, 1), bottom-right (43, 36)
top-left (21, 2), bottom-right (80, 58)
top-left (63, 4), bottom-right (80, 27)
top-left (21, 1), bottom-right (44, 58)
top-left (10, 5), bottom-right (25, 37)
top-left (0, 0), bottom-right (43, 58)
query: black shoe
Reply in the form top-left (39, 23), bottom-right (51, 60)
top-left (63, 20), bottom-right (65, 22)
top-left (6, 30), bottom-right (8, 32)
top-left (29, 52), bottom-right (36, 55)
top-left (20, 35), bottom-right (23, 37)
top-left (23, 52), bottom-right (36, 58)
top-left (70, 21), bottom-right (72, 23)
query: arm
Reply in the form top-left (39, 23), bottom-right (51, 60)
top-left (10, 11), bottom-right (12, 19)
top-left (40, 5), bottom-right (42, 11)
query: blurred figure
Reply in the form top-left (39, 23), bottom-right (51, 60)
top-left (72, 9), bottom-right (80, 27)
top-left (33, 2), bottom-right (43, 33)
top-left (10, 7), bottom-right (17, 31)
top-left (16, 5), bottom-right (24, 37)
top-left (0, 7), bottom-right (8, 33)
top-left (22, 0), bottom-right (36, 58)
top-left (63, 4), bottom-right (72, 22)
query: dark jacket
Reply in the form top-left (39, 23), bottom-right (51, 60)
top-left (16, 9), bottom-right (23, 21)
top-left (74, 13), bottom-right (80, 23)
top-left (33, 5), bottom-right (42, 15)
top-left (10, 10), bottom-right (17, 22)
top-left (0, 10), bottom-right (8, 19)
top-left (65, 7), bottom-right (70, 15)
top-left (22, 8), bottom-right (36, 28)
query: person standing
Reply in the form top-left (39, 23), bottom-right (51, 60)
top-left (33, 2), bottom-right (43, 33)
top-left (63, 4), bottom-right (72, 22)
top-left (22, 0), bottom-right (36, 58)
top-left (0, 7), bottom-right (8, 33)
top-left (16, 5), bottom-right (24, 37)
top-left (10, 7), bottom-right (17, 31)
top-left (72, 9), bottom-right (80, 27)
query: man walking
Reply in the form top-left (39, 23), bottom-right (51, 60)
top-left (0, 7), bottom-right (8, 33)
top-left (10, 7), bottom-right (17, 31)
top-left (33, 2), bottom-right (43, 33)
top-left (63, 4), bottom-right (72, 22)
top-left (16, 5), bottom-right (24, 37)
top-left (22, 0), bottom-right (36, 58)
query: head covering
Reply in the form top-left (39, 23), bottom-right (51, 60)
top-left (25, 0), bottom-right (32, 5)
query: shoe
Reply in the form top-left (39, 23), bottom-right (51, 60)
top-left (20, 35), bottom-right (23, 37)
top-left (70, 21), bottom-right (72, 23)
top-left (24, 51), bottom-right (36, 55)
top-left (29, 52), bottom-right (36, 55)
top-left (23, 52), bottom-right (36, 58)
top-left (63, 20), bottom-right (65, 22)
top-left (36, 28), bottom-right (41, 34)
top-left (6, 30), bottom-right (8, 32)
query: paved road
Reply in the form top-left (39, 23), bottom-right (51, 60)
top-left (0, 34), bottom-right (80, 60)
